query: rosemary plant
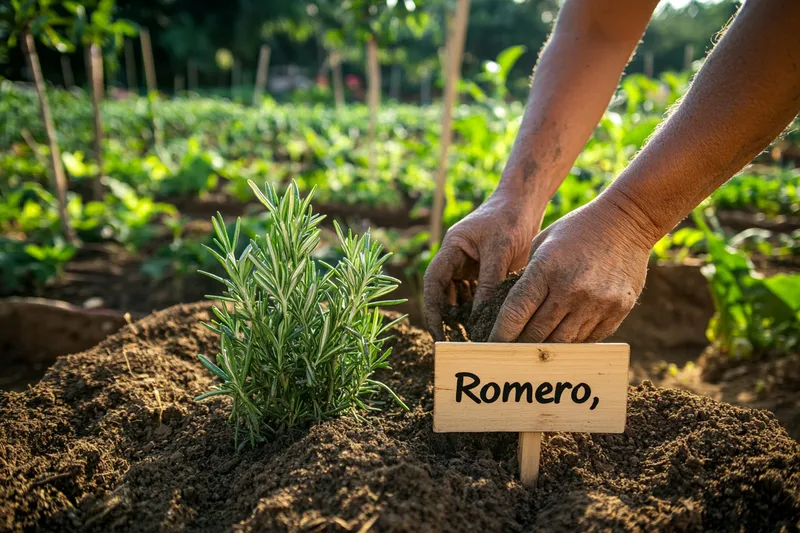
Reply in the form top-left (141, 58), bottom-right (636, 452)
top-left (195, 180), bottom-right (408, 446)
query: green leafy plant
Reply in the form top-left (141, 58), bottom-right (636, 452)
top-left (694, 208), bottom-right (800, 358)
top-left (0, 237), bottom-right (75, 295)
top-left (196, 180), bottom-right (408, 447)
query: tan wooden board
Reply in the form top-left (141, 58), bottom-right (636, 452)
top-left (434, 342), bottom-right (629, 433)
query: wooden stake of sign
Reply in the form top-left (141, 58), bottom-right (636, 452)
top-left (430, 0), bottom-right (470, 247)
top-left (434, 342), bottom-right (629, 486)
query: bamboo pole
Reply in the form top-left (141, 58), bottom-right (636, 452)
top-left (430, 0), bottom-right (470, 247)
top-left (88, 44), bottom-right (105, 200)
top-left (124, 38), bottom-right (137, 91)
top-left (331, 50), bottom-right (345, 109)
top-left (23, 32), bottom-right (76, 245)
top-left (253, 44), bottom-right (271, 106)
top-left (366, 37), bottom-right (381, 181)
top-left (140, 28), bottom-right (157, 93)
top-left (60, 55), bottom-right (74, 88)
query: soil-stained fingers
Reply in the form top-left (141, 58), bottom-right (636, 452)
top-left (585, 316), bottom-right (625, 343)
top-left (471, 250), bottom-right (511, 316)
top-left (488, 263), bottom-right (549, 342)
top-left (423, 247), bottom-right (469, 341)
top-left (545, 313), bottom-right (599, 343)
top-left (516, 296), bottom-right (568, 343)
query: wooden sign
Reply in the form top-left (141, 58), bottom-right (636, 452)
top-left (434, 342), bottom-right (629, 486)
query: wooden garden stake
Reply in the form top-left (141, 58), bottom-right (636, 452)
top-left (366, 36), bottom-right (381, 181)
top-left (139, 29), bottom-right (162, 146)
top-left (643, 50), bottom-right (654, 78)
top-left (430, 0), bottom-right (470, 247)
top-left (232, 57), bottom-right (241, 98)
top-left (60, 55), bottom-right (74, 88)
top-left (434, 343), bottom-right (629, 487)
top-left (683, 43), bottom-right (695, 71)
top-left (140, 28), bottom-right (157, 94)
top-left (88, 44), bottom-right (105, 200)
top-left (174, 74), bottom-right (185, 94)
top-left (124, 38), bottom-right (137, 91)
top-left (253, 44), bottom-right (271, 106)
top-left (330, 50), bottom-right (344, 109)
top-left (22, 32), bottom-right (76, 245)
top-left (188, 59), bottom-right (198, 91)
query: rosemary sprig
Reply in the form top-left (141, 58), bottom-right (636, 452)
top-left (196, 180), bottom-right (408, 447)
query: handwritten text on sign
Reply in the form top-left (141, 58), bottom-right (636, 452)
top-left (433, 343), bottom-right (629, 433)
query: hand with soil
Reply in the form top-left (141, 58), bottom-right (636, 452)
top-left (488, 195), bottom-right (652, 343)
top-left (423, 191), bottom-right (542, 341)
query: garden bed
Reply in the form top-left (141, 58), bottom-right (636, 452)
top-left (1, 302), bottom-right (799, 532)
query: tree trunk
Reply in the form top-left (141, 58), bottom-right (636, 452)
top-left (140, 28), bottom-right (157, 94)
top-left (331, 50), bottom-right (345, 110)
top-left (430, 0), bottom-right (470, 247)
top-left (253, 44), bottom-right (271, 106)
top-left (23, 32), bottom-right (76, 245)
top-left (366, 37), bottom-right (381, 181)
top-left (124, 38), bottom-right (137, 91)
top-left (88, 44), bottom-right (105, 200)
top-left (60, 55), bottom-right (74, 88)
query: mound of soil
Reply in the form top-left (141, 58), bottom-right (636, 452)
top-left (2, 302), bottom-right (799, 532)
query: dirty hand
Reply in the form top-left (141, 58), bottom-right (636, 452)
top-left (489, 195), bottom-right (653, 343)
top-left (423, 191), bottom-right (543, 341)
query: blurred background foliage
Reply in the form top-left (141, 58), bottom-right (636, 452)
top-left (2, 0), bottom-right (739, 99)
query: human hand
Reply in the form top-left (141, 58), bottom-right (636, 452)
top-left (489, 194), bottom-right (655, 343)
top-left (423, 190), bottom-right (543, 341)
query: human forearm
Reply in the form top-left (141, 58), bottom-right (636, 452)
top-left (498, 0), bottom-right (658, 207)
top-left (602, 0), bottom-right (800, 247)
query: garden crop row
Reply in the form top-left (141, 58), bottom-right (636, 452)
top-left (1, 73), bottom-right (799, 359)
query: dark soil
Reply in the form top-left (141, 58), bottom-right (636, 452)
top-left (2, 302), bottom-right (799, 532)
top-left (40, 245), bottom-right (217, 316)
